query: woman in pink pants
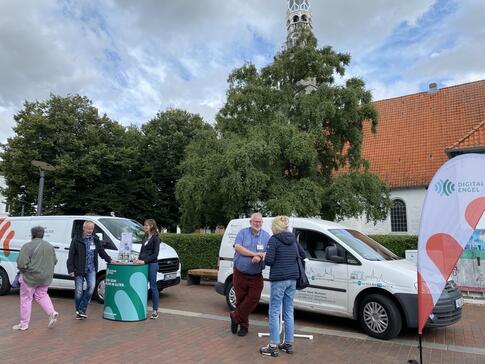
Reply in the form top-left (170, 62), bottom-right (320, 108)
top-left (13, 226), bottom-right (58, 331)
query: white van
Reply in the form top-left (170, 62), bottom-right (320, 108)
top-left (0, 216), bottom-right (181, 302)
top-left (215, 217), bottom-right (464, 340)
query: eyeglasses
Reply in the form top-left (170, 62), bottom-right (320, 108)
top-left (252, 220), bottom-right (263, 224)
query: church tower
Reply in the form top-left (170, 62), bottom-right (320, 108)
top-left (286, 0), bottom-right (312, 49)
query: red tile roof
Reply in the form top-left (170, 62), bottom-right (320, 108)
top-left (446, 119), bottom-right (485, 152)
top-left (361, 80), bottom-right (485, 188)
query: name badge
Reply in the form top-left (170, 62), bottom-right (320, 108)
top-left (90, 244), bottom-right (96, 250)
top-left (257, 243), bottom-right (264, 252)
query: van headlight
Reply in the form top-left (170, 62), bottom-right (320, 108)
top-left (414, 282), bottom-right (418, 290)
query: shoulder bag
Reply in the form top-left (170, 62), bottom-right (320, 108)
top-left (294, 242), bottom-right (310, 290)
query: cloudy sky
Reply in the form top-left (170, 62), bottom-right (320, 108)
top-left (1, 0), bottom-right (484, 144)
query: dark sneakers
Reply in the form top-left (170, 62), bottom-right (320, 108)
top-left (76, 311), bottom-right (87, 320)
top-left (230, 313), bottom-right (238, 334)
top-left (237, 326), bottom-right (248, 336)
top-left (278, 342), bottom-right (294, 354)
top-left (260, 344), bottom-right (279, 357)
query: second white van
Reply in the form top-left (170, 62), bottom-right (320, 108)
top-left (215, 217), bottom-right (465, 340)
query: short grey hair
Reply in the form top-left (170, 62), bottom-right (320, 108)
top-left (31, 226), bottom-right (45, 239)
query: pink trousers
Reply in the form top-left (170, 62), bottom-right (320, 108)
top-left (19, 275), bottom-right (55, 327)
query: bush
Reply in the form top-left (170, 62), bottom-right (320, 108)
top-left (161, 233), bottom-right (222, 275)
top-left (369, 235), bottom-right (418, 258)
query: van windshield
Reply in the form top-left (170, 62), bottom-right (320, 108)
top-left (98, 218), bottom-right (146, 244)
top-left (329, 229), bottom-right (401, 261)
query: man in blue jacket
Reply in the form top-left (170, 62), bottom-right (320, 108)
top-left (67, 220), bottom-right (114, 320)
top-left (230, 213), bottom-right (270, 336)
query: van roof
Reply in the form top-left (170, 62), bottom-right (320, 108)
top-left (230, 216), bottom-right (347, 230)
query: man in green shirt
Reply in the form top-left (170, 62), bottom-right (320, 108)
top-left (13, 226), bottom-right (58, 331)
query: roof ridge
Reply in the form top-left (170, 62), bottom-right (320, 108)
top-left (447, 119), bottom-right (485, 150)
top-left (374, 79), bottom-right (485, 103)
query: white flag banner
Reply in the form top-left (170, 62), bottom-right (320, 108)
top-left (418, 154), bottom-right (485, 334)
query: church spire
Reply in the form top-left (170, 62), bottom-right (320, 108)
top-left (286, 0), bottom-right (312, 49)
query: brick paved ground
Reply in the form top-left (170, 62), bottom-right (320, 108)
top-left (1, 282), bottom-right (484, 364)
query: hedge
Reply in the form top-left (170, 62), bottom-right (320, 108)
top-left (369, 235), bottom-right (418, 258)
top-left (160, 233), bottom-right (418, 275)
top-left (160, 233), bottom-right (222, 275)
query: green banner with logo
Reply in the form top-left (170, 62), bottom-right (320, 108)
top-left (103, 263), bottom-right (148, 321)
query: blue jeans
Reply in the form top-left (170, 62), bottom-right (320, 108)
top-left (74, 271), bottom-right (96, 313)
top-left (148, 262), bottom-right (159, 311)
top-left (269, 279), bottom-right (296, 345)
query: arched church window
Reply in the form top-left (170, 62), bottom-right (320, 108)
top-left (301, 15), bottom-right (307, 22)
top-left (293, 15), bottom-right (299, 23)
top-left (390, 199), bottom-right (407, 232)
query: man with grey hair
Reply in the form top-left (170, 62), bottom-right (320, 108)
top-left (230, 212), bottom-right (270, 336)
top-left (13, 226), bottom-right (58, 331)
top-left (67, 220), bottom-right (114, 320)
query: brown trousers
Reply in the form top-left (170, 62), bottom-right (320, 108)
top-left (231, 268), bottom-right (264, 329)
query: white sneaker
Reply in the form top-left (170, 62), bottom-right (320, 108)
top-left (48, 311), bottom-right (59, 328)
top-left (12, 324), bottom-right (28, 331)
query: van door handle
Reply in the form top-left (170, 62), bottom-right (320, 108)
top-left (53, 246), bottom-right (60, 249)
top-left (64, 247), bottom-right (70, 250)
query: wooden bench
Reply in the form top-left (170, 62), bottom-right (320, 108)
top-left (187, 268), bottom-right (218, 285)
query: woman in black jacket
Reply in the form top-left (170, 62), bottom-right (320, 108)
top-left (135, 219), bottom-right (161, 319)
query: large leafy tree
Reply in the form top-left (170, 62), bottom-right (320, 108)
top-left (141, 109), bottom-right (210, 231)
top-left (0, 94), bottom-right (149, 219)
top-left (177, 31), bottom-right (390, 229)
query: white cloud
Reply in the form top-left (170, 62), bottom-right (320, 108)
top-left (1, 0), bottom-right (484, 145)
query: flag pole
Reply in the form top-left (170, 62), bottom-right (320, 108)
top-left (408, 333), bottom-right (423, 363)
top-left (419, 334), bottom-right (423, 363)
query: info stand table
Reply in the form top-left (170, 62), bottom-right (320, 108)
top-left (103, 262), bottom-right (148, 322)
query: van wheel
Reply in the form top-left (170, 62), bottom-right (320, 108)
top-left (359, 294), bottom-right (402, 340)
top-left (93, 273), bottom-right (106, 304)
top-left (225, 281), bottom-right (236, 311)
top-left (0, 268), bottom-right (11, 295)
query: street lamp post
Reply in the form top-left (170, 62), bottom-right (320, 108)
top-left (31, 160), bottom-right (56, 216)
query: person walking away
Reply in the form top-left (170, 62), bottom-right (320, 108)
top-left (67, 220), bottom-right (115, 320)
top-left (230, 212), bottom-right (270, 336)
top-left (259, 215), bottom-right (306, 357)
top-left (13, 226), bottom-right (58, 331)
top-left (134, 219), bottom-right (161, 319)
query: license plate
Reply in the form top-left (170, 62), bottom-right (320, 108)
top-left (455, 297), bottom-right (464, 308)
top-left (164, 273), bottom-right (177, 281)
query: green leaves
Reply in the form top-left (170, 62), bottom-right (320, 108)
top-left (176, 30), bottom-right (390, 229)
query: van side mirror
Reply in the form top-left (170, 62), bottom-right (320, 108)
top-left (102, 240), bottom-right (118, 251)
top-left (328, 255), bottom-right (345, 264)
top-left (325, 245), bottom-right (346, 263)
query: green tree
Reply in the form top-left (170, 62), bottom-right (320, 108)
top-left (141, 109), bottom-right (210, 231)
top-left (177, 31), bottom-right (390, 229)
top-left (0, 94), bottom-right (149, 219)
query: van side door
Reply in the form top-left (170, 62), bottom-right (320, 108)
top-left (293, 228), bottom-right (351, 315)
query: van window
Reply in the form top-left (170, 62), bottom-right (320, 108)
top-left (329, 229), bottom-right (400, 261)
top-left (71, 220), bottom-right (117, 250)
top-left (294, 228), bottom-right (356, 264)
top-left (98, 218), bottom-right (145, 244)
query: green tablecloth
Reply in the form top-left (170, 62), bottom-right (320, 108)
top-left (103, 263), bottom-right (148, 321)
